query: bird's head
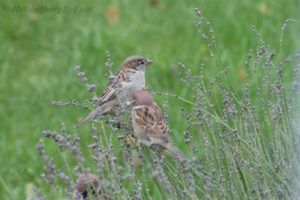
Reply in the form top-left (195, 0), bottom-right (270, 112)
top-left (133, 89), bottom-right (154, 106)
top-left (121, 55), bottom-right (152, 72)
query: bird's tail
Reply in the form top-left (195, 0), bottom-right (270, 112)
top-left (78, 107), bottom-right (102, 126)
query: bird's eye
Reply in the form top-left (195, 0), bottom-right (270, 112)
top-left (140, 61), bottom-right (145, 65)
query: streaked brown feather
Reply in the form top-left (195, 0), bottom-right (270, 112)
top-left (133, 105), bottom-right (169, 137)
top-left (98, 69), bottom-right (137, 106)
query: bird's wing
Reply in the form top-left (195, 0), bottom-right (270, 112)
top-left (98, 69), bottom-right (132, 106)
top-left (78, 70), bottom-right (128, 126)
top-left (133, 105), bottom-right (170, 137)
top-left (98, 71), bottom-right (120, 106)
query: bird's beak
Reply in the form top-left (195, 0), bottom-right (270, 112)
top-left (145, 59), bottom-right (153, 67)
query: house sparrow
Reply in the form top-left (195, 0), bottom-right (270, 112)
top-left (76, 173), bottom-right (100, 199)
top-left (78, 55), bottom-right (152, 126)
top-left (76, 173), bottom-right (113, 200)
top-left (131, 89), bottom-right (172, 151)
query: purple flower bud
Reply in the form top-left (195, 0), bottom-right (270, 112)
top-left (88, 84), bottom-right (96, 92)
top-left (74, 65), bottom-right (81, 72)
top-left (77, 72), bottom-right (85, 78)
top-left (82, 77), bottom-right (88, 84)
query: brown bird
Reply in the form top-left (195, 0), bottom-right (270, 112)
top-left (76, 173), bottom-right (100, 199)
top-left (131, 89), bottom-right (172, 151)
top-left (78, 55), bottom-right (152, 126)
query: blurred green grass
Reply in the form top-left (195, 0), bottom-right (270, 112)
top-left (0, 0), bottom-right (299, 199)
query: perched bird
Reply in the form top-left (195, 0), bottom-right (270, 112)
top-left (131, 89), bottom-right (172, 151)
top-left (78, 55), bottom-right (152, 126)
top-left (76, 173), bottom-right (113, 200)
top-left (76, 173), bottom-right (100, 199)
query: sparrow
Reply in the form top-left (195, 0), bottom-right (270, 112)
top-left (78, 55), bottom-right (152, 126)
top-left (76, 173), bottom-right (100, 199)
top-left (131, 89), bottom-right (172, 151)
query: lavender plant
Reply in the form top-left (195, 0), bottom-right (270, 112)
top-left (34, 8), bottom-right (300, 200)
